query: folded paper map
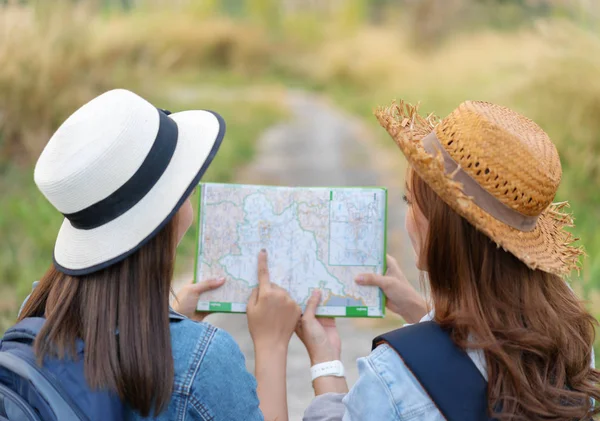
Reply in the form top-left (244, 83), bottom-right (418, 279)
top-left (194, 183), bottom-right (387, 317)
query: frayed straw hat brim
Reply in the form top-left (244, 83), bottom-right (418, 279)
top-left (375, 101), bottom-right (582, 276)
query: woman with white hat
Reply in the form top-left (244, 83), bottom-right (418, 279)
top-left (12, 89), bottom-right (301, 420)
top-left (295, 101), bottom-right (600, 420)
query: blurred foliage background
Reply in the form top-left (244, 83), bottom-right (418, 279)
top-left (1, 0), bottom-right (599, 357)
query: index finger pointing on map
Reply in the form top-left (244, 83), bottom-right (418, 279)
top-left (257, 249), bottom-right (271, 292)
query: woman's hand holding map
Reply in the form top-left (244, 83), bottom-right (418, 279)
top-left (355, 255), bottom-right (428, 324)
top-left (172, 277), bottom-right (225, 322)
top-left (295, 290), bottom-right (349, 396)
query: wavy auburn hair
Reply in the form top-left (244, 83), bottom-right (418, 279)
top-left (409, 169), bottom-right (600, 420)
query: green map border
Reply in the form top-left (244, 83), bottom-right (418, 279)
top-left (193, 183), bottom-right (388, 318)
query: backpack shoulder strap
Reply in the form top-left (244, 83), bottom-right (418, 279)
top-left (1, 318), bottom-right (122, 421)
top-left (0, 352), bottom-right (82, 420)
top-left (373, 321), bottom-right (492, 421)
top-left (2, 318), bottom-right (46, 344)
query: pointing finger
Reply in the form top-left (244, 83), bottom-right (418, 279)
top-left (257, 249), bottom-right (271, 292)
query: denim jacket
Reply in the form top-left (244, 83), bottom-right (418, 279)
top-left (303, 342), bottom-right (453, 421)
top-left (303, 312), bottom-right (457, 421)
top-left (19, 283), bottom-right (264, 421)
top-left (126, 315), bottom-right (263, 421)
top-left (303, 311), bottom-right (595, 421)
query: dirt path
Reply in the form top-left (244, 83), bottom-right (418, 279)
top-left (177, 90), bottom-right (418, 420)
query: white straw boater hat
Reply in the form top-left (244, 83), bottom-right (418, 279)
top-left (34, 89), bottom-right (225, 275)
top-left (376, 100), bottom-right (582, 276)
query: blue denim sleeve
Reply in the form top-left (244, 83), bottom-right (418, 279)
top-left (341, 346), bottom-right (400, 420)
top-left (188, 328), bottom-right (264, 421)
top-left (343, 344), bottom-right (440, 421)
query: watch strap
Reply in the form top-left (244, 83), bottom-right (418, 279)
top-left (310, 360), bottom-right (345, 381)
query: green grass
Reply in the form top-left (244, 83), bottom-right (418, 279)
top-left (0, 169), bottom-right (61, 301)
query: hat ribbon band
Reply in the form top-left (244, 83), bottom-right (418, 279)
top-left (63, 109), bottom-right (178, 230)
top-left (421, 131), bottom-right (539, 232)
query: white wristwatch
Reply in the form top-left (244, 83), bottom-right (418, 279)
top-left (310, 360), bottom-right (345, 381)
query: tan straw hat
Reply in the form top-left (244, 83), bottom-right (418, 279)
top-left (375, 100), bottom-right (582, 276)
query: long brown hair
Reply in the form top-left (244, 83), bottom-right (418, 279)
top-left (18, 215), bottom-right (179, 417)
top-left (409, 169), bottom-right (600, 420)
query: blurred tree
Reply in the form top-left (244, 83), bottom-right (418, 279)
top-left (280, 0), bottom-right (342, 16)
top-left (400, 0), bottom-right (597, 49)
top-left (221, 0), bottom-right (245, 17)
top-left (368, 0), bottom-right (404, 24)
top-left (186, 0), bottom-right (220, 17)
top-left (407, 0), bottom-right (466, 48)
top-left (118, 0), bottom-right (131, 10)
top-left (247, 0), bottom-right (280, 27)
top-left (337, 0), bottom-right (368, 31)
top-left (476, 0), bottom-right (551, 16)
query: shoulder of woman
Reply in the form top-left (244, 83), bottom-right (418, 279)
top-left (365, 343), bottom-right (404, 371)
top-left (177, 324), bottom-right (262, 419)
top-left (169, 319), bottom-right (243, 364)
top-left (170, 320), bottom-right (250, 382)
top-left (360, 344), bottom-right (436, 408)
top-left (340, 344), bottom-right (439, 420)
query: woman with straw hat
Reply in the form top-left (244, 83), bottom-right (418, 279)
top-left (6, 89), bottom-right (301, 420)
top-left (295, 101), bottom-right (600, 420)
